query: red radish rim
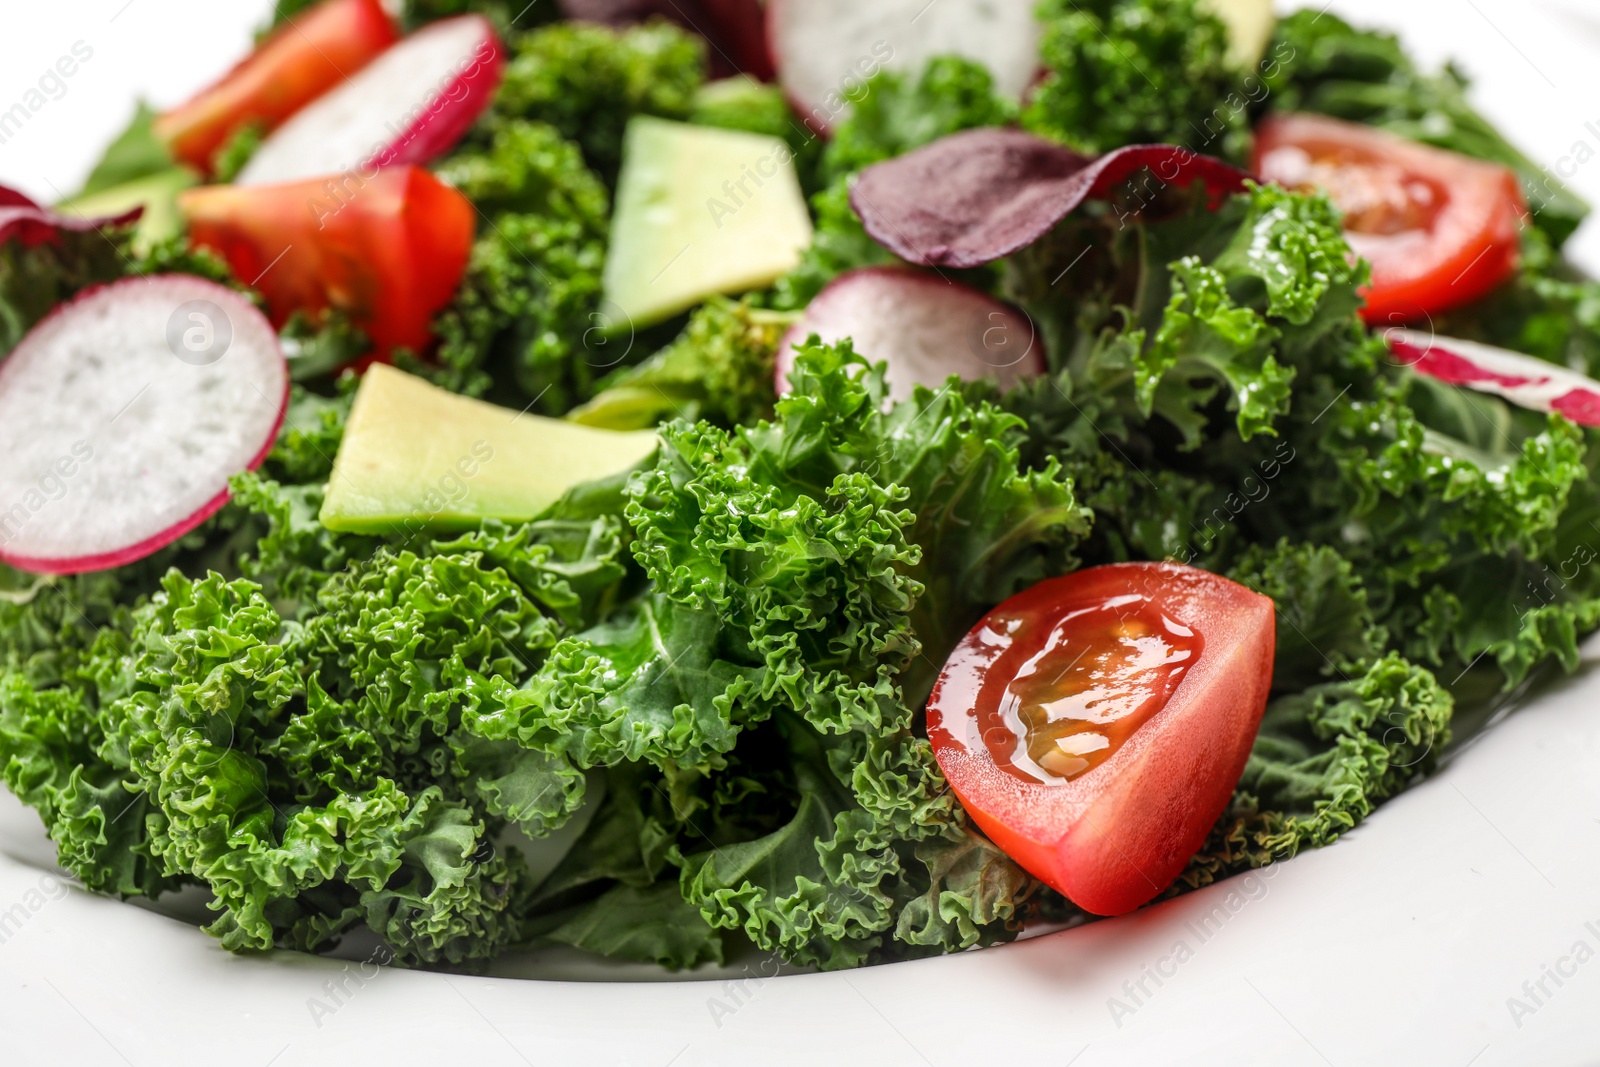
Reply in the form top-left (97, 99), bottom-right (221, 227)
top-left (1, 183), bottom-right (142, 248)
top-left (851, 130), bottom-right (1253, 269)
top-left (369, 17), bottom-right (505, 172)
top-left (776, 265), bottom-right (1046, 398)
top-left (0, 485), bottom-right (238, 577)
top-left (0, 275), bottom-right (288, 576)
top-left (236, 15), bottom-right (504, 187)
top-left (1387, 329), bottom-right (1600, 429)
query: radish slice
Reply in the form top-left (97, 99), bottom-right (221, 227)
top-left (851, 130), bottom-right (1253, 269)
top-left (1387, 330), bottom-right (1600, 427)
top-left (768, 0), bottom-right (1042, 135)
top-left (1, 184), bottom-right (141, 248)
top-left (236, 15), bottom-right (503, 187)
top-left (777, 266), bottom-right (1044, 403)
top-left (0, 276), bottom-right (287, 574)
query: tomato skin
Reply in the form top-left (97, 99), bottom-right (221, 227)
top-left (927, 563), bottom-right (1275, 917)
top-left (1254, 113), bottom-right (1525, 325)
top-left (155, 0), bottom-right (398, 175)
top-left (180, 166), bottom-right (475, 360)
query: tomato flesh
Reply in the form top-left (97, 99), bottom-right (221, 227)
top-left (1254, 113), bottom-right (1525, 325)
top-left (928, 563), bottom-right (1275, 917)
top-left (988, 597), bottom-right (1201, 783)
top-left (180, 166), bottom-right (475, 361)
top-left (155, 0), bottom-right (398, 175)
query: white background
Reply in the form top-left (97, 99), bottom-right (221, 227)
top-left (7, 1), bottom-right (1600, 1065)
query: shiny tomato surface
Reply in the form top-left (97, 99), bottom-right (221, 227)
top-left (180, 166), bottom-right (474, 360)
top-left (927, 563), bottom-right (1275, 916)
top-left (1255, 112), bottom-right (1525, 325)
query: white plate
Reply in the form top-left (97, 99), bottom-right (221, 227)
top-left (6, 1), bottom-right (1600, 1064)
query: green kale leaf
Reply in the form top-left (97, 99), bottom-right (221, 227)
top-left (1023, 0), bottom-right (1251, 161)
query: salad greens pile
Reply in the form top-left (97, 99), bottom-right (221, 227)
top-left (4, 0), bottom-right (1600, 972)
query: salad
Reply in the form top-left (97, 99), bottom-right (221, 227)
top-left (2, 0), bottom-right (1598, 975)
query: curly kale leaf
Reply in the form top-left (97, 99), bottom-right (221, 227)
top-left (489, 21), bottom-right (705, 183)
top-left (772, 57), bottom-right (1015, 310)
top-left (1023, 0), bottom-right (1251, 161)
top-left (1435, 227), bottom-right (1600, 379)
top-left (431, 120), bottom-right (611, 409)
top-left (820, 56), bottom-right (1018, 185)
top-left (1178, 653), bottom-right (1453, 891)
top-left (458, 340), bottom-right (1078, 967)
top-left (568, 298), bottom-right (792, 431)
top-left (690, 75), bottom-right (796, 141)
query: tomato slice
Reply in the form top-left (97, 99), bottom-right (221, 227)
top-left (180, 166), bottom-right (475, 360)
top-left (154, 0), bottom-right (398, 175)
top-left (926, 563), bottom-right (1275, 916)
top-left (1253, 112), bottom-right (1525, 325)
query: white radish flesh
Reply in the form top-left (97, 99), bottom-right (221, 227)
top-left (236, 15), bottom-right (503, 186)
top-left (767, 0), bottom-right (1041, 135)
top-left (0, 276), bottom-right (287, 574)
top-left (777, 267), bottom-right (1045, 403)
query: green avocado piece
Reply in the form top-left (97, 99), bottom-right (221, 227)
top-left (1198, 0), bottom-right (1276, 69)
top-left (319, 364), bottom-right (659, 535)
top-left (56, 166), bottom-right (198, 254)
top-left (603, 116), bottom-right (812, 328)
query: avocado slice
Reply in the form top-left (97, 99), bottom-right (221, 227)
top-left (603, 117), bottom-right (812, 328)
top-left (1198, 0), bottom-right (1276, 69)
top-left (319, 364), bottom-right (658, 535)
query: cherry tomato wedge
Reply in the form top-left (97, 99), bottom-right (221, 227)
top-left (154, 0), bottom-right (398, 175)
top-left (1254, 113), bottom-right (1526, 325)
top-left (927, 563), bottom-right (1275, 917)
top-left (180, 166), bottom-right (475, 360)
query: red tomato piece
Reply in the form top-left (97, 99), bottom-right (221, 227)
top-left (180, 166), bottom-right (475, 360)
top-left (927, 563), bottom-right (1275, 917)
top-left (1253, 112), bottom-right (1526, 325)
top-left (154, 0), bottom-right (398, 175)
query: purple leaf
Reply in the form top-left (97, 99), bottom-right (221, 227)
top-left (0, 183), bottom-right (142, 248)
top-left (850, 128), bottom-right (1253, 269)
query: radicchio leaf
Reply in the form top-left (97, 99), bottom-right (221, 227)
top-left (0, 183), bottom-right (142, 248)
top-left (1388, 329), bottom-right (1600, 427)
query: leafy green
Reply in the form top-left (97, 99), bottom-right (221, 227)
top-left (0, 230), bottom-right (129, 358)
top-left (769, 179), bottom-right (896, 312)
top-left (772, 57), bottom-right (1015, 310)
top-left (488, 21), bottom-right (706, 184)
top-left (11, 3), bottom-right (1600, 976)
top-left (73, 103), bottom-right (176, 198)
top-left (567, 298), bottom-right (792, 430)
top-left (431, 120), bottom-right (611, 407)
top-left (821, 56), bottom-right (1018, 186)
top-left (454, 339), bottom-right (1082, 966)
top-left (1024, 0), bottom-right (1251, 161)
top-left (998, 171), bottom-right (1600, 891)
top-left (209, 123), bottom-right (264, 184)
top-left (1179, 654), bottom-right (1453, 890)
top-left (690, 75), bottom-right (795, 140)
top-left (1435, 227), bottom-right (1600, 378)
